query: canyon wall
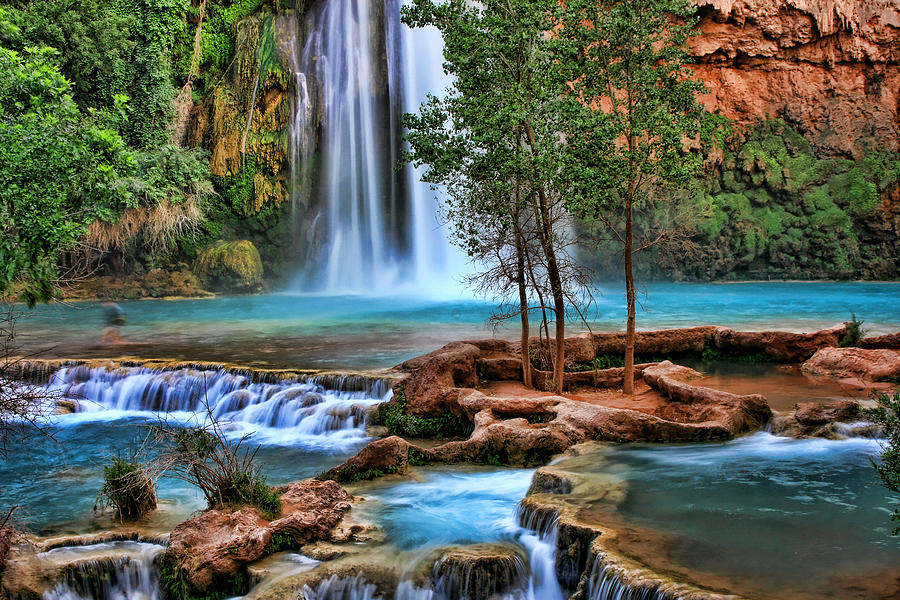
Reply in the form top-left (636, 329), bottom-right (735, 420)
top-left (691, 0), bottom-right (900, 157)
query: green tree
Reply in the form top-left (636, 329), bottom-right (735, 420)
top-left (403, 0), bottom-right (587, 391)
top-left (0, 43), bottom-right (132, 305)
top-left (552, 0), bottom-right (712, 394)
top-left (868, 391), bottom-right (900, 535)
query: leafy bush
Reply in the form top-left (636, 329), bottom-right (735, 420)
top-left (97, 457), bottom-right (157, 520)
top-left (839, 313), bottom-right (866, 348)
top-left (152, 420), bottom-right (282, 519)
top-left (866, 390), bottom-right (900, 535)
top-left (378, 387), bottom-right (473, 439)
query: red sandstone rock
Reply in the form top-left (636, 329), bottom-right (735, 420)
top-left (320, 436), bottom-right (430, 481)
top-left (165, 479), bottom-right (352, 593)
top-left (713, 324), bottom-right (846, 362)
top-left (794, 399), bottom-right (860, 426)
top-left (801, 347), bottom-right (900, 381)
top-left (691, 0), bottom-right (900, 157)
top-left (860, 333), bottom-right (900, 350)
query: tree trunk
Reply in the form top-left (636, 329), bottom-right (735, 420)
top-left (515, 228), bottom-right (532, 388)
top-left (623, 194), bottom-right (636, 395)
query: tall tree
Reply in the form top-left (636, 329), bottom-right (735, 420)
top-left (403, 0), bottom-right (586, 392)
top-left (552, 0), bottom-right (712, 394)
top-left (0, 39), bottom-right (132, 305)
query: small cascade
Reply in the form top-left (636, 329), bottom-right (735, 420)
top-left (585, 557), bottom-right (676, 600)
top-left (41, 542), bottom-right (164, 600)
top-left (45, 365), bottom-right (391, 443)
top-left (394, 581), bottom-right (434, 600)
top-left (298, 574), bottom-right (382, 600)
top-left (430, 550), bottom-right (528, 600)
top-left (515, 504), bottom-right (565, 600)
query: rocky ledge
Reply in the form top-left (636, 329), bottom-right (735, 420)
top-left (164, 479), bottom-right (354, 595)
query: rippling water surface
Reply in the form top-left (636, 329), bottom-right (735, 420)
top-left (14, 282), bottom-right (900, 370)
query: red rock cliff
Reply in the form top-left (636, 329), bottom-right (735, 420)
top-left (690, 0), bottom-right (900, 156)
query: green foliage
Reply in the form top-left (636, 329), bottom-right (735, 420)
top-left (555, 0), bottom-right (711, 221)
top-left (700, 346), bottom-right (769, 363)
top-left (223, 470), bottom-right (281, 519)
top-left (865, 390), bottom-right (900, 535)
top-left (0, 44), bottom-right (132, 305)
top-left (214, 156), bottom-right (258, 215)
top-left (160, 555), bottom-right (249, 600)
top-left (128, 145), bottom-right (214, 208)
top-left (839, 313), bottom-right (866, 348)
top-left (264, 531), bottom-right (297, 555)
top-left (97, 456), bottom-right (157, 520)
top-left (3, 0), bottom-right (186, 148)
top-left (666, 120), bottom-right (900, 280)
top-left (325, 466), bottom-right (400, 484)
top-left (379, 387), bottom-right (473, 440)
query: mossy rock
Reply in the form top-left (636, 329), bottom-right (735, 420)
top-left (194, 240), bottom-right (264, 293)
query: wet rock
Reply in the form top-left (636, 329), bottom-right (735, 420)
top-left (318, 436), bottom-right (437, 483)
top-left (430, 544), bottom-right (527, 600)
top-left (770, 400), bottom-right (872, 439)
top-left (801, 347), bottom-right (900, 382)
top-left (643, 361), bottom-right (772, 434)
top-left (165, 479), bottom-right (352, 593)
top-left (194, 240), bottom-right (264, 293)
top-left (860, 332), bottom-right (900, 350)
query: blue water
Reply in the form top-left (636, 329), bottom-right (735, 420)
top-left (558, 434), bottom-right (900, 600)
top-left (14, 282), bottom-right (900, 370)
top-left (0, 414), bottom-right (368, 534)
top-left (357, 468), bottom-right (534, 550)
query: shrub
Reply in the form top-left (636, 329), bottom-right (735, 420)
top-left (839, 313), bottom-right (866, 347)
top-left (151, 420), bottom-right (281, 519)
top-left (378, 387), bottom-right (473, 439)
top-left (865, 390), bottom-right (900, 535)
top-left (97, 457), bottom-right (157, 520)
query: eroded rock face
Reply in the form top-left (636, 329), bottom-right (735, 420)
top-left (691, 0), bottom-right (900, 157)
top-left (801, 347), bottom-right (900, 381)
top-left (165, 479), bottom-right (352, 593)
top-left (769, 400), bottom-right (880, 438)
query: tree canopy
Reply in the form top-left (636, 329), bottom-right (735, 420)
top-left (0, 40), bottom-right (132, 305)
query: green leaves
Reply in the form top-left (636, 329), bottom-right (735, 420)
top-left (0, 46), bottom-right (132, 305)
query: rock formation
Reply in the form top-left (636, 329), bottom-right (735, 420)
top-left (691, 0), bottom-right (900, 157)
top-left (164, 479), bottom-right (352, 594)
top-left (801, 346), bottom-right (900, 381)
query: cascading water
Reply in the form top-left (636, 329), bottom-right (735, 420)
top-left (41, 542), bottom-right (164, 600)
top-left (45, 365), bottom-right (391, 446)
top-left (285, 0), bottom-right (464, 294)
top-left (585, 557), bottom-right (675, 600)
top-left (298, 574), bottom-right (382, 600)
top-left (515, 505), bottom-right (565, 600)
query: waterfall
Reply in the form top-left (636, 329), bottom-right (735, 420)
top-left (286, 0), bottom-right (464, 295)
top-left (45, 365), bottom-right (390, 445)
top-left (585, 557), bottom-right (678, 600)
top-left (41, 542), bottom-right (164, 600)
top-left (298, 574), bottom-right (382, 600)
top-left (515, 505), bottom-right (565, 600)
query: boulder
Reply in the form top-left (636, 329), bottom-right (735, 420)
top-left (769, 400), bottom-right (871, 439)
top-left (713, 324), bottom-right (847, 362)
top-left (860, 333), bottom-right (900, 350)
top-left (194, 240), bottom-right (264, 293)
top-left (319, 436), bottom-right (433, 482)
top-left (165, 479), bottom-right (352, 593)
top-left (801, 347), bottom-right (900, 382)
top-left (430, 545), bottom-right (527, 600)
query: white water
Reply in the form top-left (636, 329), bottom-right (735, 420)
top-left (45, 365), bottom-right (391, 448)
top-left (286, 0), bottom-right (465, 295)
top-left (585, 558), bottom-right (673, 600)
top-left (41, 542), bottom-right (164, 600)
